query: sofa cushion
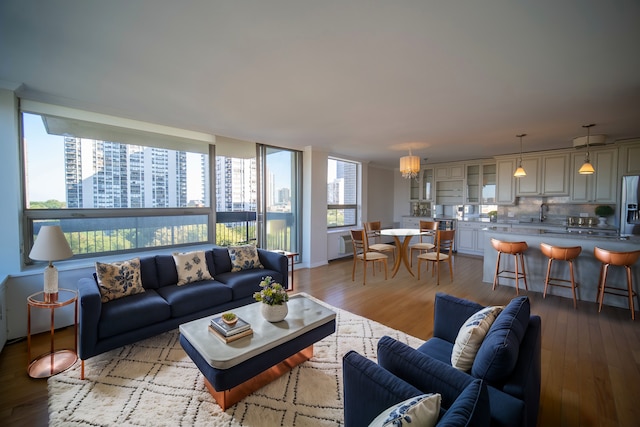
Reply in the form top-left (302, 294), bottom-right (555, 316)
top-left (156, 280), bottom-right (233, 318)
top-left (417, 337), bottom-right (454, 365)
top-left (139, 256), bottom-right (160, 289)
top-left (95, 258), bottom-right (145, 303)
top-left (98, 290), bottom-right (171, 339)
top-left (215, 269), bottom-right (280, 300)
top-left (369, 393), bottom-right (441, 427)
top-left (172, 250), bottom-right (213, 285)
top-left (451, 305), bottom-right (503, 372)
top-left (212, 247), bottom-right (233, 273)
top-left (228, 245), bottom-right (264, 272)
top-left (438, 379), bottom-right (489, 427)
top-left (155, 255), bottom-right (179, 287)
top-left (471, 296), bottom-right (530, 384)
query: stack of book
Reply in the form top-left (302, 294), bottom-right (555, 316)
top-left (208, 315), bottom-right (253, 343)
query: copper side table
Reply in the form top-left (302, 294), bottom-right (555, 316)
top-left (27, 288), bottom-right (78, 378)
top-left (272, 250), bottom-right (299, 291)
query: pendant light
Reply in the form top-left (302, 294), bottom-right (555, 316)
top-left (578, 123), bottom-right (596, 175)
top-left (513, 133), bottom-right (527, 177)
top-left (400, 149), bottom-right (420, 179)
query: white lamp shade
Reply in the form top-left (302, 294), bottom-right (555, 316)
top-left (400, 155), bottom-right (420, 178)
top-left (578, 160), bottom-right (595, 175)
top-left (29, 225), bottom-right (73, 262)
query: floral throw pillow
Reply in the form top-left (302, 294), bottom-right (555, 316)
top-left (96, 258), bottom-right (145, 303)
top-left (228, 245), bottom-right (264, 272)
top-left (172, 250), bottom-right (213, 286)
top-left (369, 393), bottom-right (441, 427)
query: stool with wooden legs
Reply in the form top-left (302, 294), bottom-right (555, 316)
top-left (491, 238), bottom-right (528, 295)
top-left (540, 243), bottom-right (582, 308)
top-left (593, 247), bottom-right (640, 320)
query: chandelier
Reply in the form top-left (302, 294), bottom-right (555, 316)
top-left (400, 149), bottom-right (420, 179)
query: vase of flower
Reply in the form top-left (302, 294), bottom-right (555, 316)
top-left (253, 276), bottom-right (289, 322)
top-left (261, 302), bottom-right (288, 322)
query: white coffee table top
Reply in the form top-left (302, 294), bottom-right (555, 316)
top-left (179, 294), bottom-right (336, 369)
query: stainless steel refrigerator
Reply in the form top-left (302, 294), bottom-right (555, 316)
top-left (620, 175), bottom-right (640, 236)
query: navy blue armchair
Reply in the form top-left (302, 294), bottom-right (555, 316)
top-left (343, 336), bottom-right (490, 426)
top-left (343, 293), bottom-right (541, 427)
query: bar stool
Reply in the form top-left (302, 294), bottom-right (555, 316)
top-left (593, 247), bottom-right (640, 320)
top-left (491, 238), bottom-right (529, 295)
top-left (540, 243), bottom-right (582, 308)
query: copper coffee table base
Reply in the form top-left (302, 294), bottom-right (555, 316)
top-left (204, 345), bottom-right (313, 410)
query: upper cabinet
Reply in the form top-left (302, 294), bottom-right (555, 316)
top-left (496, 158), bottom-right (516, 205)
top-left (618, 140), bottom-right (640, 175)
top-left (570, 148), bottom-right (618, 203)
top-left (435, 164), bottom-right (464, 180)
top-left (515, 153), bottom-right (569, 196)
top-left (409, 168), bottom-right (434, 202)
top-left (465, 164), bottom-right (480, 204)
top-left (465, 162), bottom-right (496, 204)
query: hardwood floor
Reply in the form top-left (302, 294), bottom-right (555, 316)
top-left (1, 254), bottom-right (639, 426)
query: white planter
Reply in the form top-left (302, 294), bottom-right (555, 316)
top-left (598, 217), bottom-right (607, 227)
top-left (261, 302), bottom-right (288, 322)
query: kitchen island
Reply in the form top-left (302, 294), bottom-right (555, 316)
top-left (481, 227), bottom-right (640, 309)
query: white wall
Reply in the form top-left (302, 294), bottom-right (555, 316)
top-left (366, 164), bottom-right (395, 228)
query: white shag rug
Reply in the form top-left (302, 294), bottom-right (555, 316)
top-left (48, 294), bottom-right (424, 426)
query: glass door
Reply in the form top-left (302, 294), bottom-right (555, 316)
top-left (257, 145), bottom-right (301, 256)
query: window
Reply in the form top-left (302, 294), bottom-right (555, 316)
top-left (22, 106), bottom-right (213, 260)
top-left (327, 157), bottom-right (358, 228)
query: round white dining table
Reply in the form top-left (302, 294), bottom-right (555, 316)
top-left (379, 228), bottom-right (428, 277)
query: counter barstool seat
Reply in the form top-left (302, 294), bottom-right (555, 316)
top-left (594, 247), bottom-right (640, 320)
top-left (491, 238), bottom-right (529, 295)
top-left (540, 243), bottom-right (582, 308)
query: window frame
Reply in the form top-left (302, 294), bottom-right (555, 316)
top-left (327, 156), bottom-right (360, 229)
top-left (20, 102), bottom-right (216, 264)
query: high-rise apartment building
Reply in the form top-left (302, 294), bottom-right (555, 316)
top-left (215, 156), bottom-right (257, 212)
top-left (64, 137), bottom-right (189, 208)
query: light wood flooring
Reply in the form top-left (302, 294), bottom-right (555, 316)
top-left (1, 253), bottom-right (639, 426)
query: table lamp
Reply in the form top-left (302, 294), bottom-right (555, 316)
top-left (29, 225), bottom-right (73, 303)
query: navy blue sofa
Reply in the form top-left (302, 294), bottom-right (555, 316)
top-left (343, 293), bottom-right (541, 427)
top-left (78, 246), bottom-right (287, 375)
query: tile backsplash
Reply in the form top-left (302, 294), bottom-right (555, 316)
top-left (496, 196), bottom-right (618, 226)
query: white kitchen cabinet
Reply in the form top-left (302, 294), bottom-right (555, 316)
top-left (465, 164), bottom-right (480, 204)
top-left (457, 221), bottom-right (486, 255)
top-left (496, 158), bottom-right (516, 204)
top-left (436, 179), bottom-right (464, 204)
top-left (435, 164), bottom-right (464, 180)
top-left (409, 168), bottom-right (434, 202)
top-left (618, 140), bottom-right (640, 175)
top-left (570, 148), bottom-right (618, 203)
top-left (516, 153), bottom-right (569, 196)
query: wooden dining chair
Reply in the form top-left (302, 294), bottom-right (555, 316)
top-left (416, 229), bottom-right (455, 285)
top-left (350, 229), bottom-right (388, 285)
top-left (363, 221), bottom-right (396, 265)
top-left (409, 220), bottom-right (438, 267)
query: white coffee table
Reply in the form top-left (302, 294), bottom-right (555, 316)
top-left (179, 294), bottom-right (336, 410)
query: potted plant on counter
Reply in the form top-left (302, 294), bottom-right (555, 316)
top-left (595, 205), bottom-right (614, 227)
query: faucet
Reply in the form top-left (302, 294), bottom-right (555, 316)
top-left (540, 203), bottom-right (548, 222)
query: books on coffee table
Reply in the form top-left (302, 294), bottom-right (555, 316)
top-left (210, 315), bottom-right (251, 336)
top-left (208, 325), bottom-right (253, 343)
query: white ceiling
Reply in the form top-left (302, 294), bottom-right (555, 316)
top-left (2, 0), bottom-right (640, 168)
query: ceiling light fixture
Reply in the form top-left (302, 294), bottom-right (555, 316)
top-left (400, 149), bottom-right (420, 179)
top-left (513, 133), bottom-right (527, 177)
top-left (578, 123), bottom-right (596, 175)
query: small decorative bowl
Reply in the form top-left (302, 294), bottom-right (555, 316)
top-left (221, 313), bottom-right (238, 327)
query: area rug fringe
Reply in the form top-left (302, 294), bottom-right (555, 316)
top-left (48, 293), bottom-right (423, 426)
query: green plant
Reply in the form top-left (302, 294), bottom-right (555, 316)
top-left (221, 312), bottom-right (237, 321)
top-left (253, 276), bottom-right (289, 305)
top-left (595, 205), bottom-right (614, 217)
